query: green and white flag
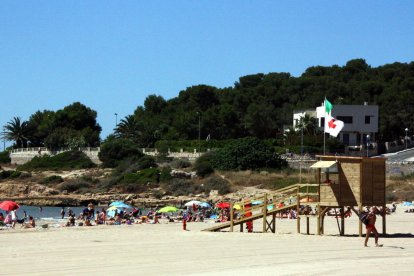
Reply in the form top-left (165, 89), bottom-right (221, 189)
top-left (324, 98), bottom-right (333, 114)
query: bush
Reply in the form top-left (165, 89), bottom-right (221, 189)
top-left (99, 138), bottom-right (144, 168)
top-left (17, 150), bottom-right (95, 171)
top-left (260, 177), bottom-right (300, 190)
top-left (136, 155), bottom-right (157, 170)
top-left (195, 161), bottom-right (214, 177)
top-left (39, 175), bottom-right (64, 185)
top-left (162, 179), bottom-right (201, 196)
top-left (170, 158), bottom-right (191, 169)
top-left (118, 183), bottom-right (147, 193)
top-left (96, 178), bottom-right (118, 192)
top-left (58, 180), bottom-right (90, 193)
top-left (0, 170), bottom-right (13, 180)
top-left (0, 151), bottom-right (10, 164)
top-left (211, 137), bottom-right (287, 171)
top-left (10, 171), bottom-right (22, 178)
top-left (120, 168), bottom-right (160, 184)
top-left (18, 172), bottom-right (32, 179)
top-left (203, 176), bottom-right (231, 195)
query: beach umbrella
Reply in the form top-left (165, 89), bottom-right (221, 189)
top-left (109, 201), bottom-right (132, 208)
top-left (402, 201), bottom-right (414, 206)
top-left (0, 200), bottom-right (20, 211)
top-left (233, 204), bottom-right (242, 210)
top-left (184, 200), bottom-right (202, 207)
top-left (199, 202), bottom-right (211, 208)
top-left (216, 202), bottom-right (230, 209)
top-left (106, 205), bottom-right (131, 217)
top-left (158, 206), bottom-right (178, 213)
top-left (252, 200), bottom-right (263, 205)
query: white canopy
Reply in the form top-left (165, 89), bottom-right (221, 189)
top-left (310, 160), bottom-right (337, 169)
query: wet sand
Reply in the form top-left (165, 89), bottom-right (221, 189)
top-left (1, 210), bottom-right (414, 275)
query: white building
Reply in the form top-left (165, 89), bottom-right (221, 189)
top-left (293, 103), bottom-right (379, 146)
top-left (292, 109), bottom-right (316, 130)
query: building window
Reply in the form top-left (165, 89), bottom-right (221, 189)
top-left (365, 116), bottom-right (371, 124)
top-left (342, 133), bottom-right (350, 145)
top-left (337, 116), bottom-right (353, 124)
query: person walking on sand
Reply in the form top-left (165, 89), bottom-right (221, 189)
top-left (11, 209), bottom-right (18, 228)
top-left (364, 207), bottom-right (382, 247)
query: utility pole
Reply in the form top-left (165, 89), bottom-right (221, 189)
top-left (405, 128), bottom-right (409, 149)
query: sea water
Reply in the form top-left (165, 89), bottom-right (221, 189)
top-left (9, 205), bottom-right (88, 222)
top-left (7, 205), bottom-right (152, 224)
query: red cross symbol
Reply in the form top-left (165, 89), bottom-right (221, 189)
top-left (328, 119), bottom-right (337, 129)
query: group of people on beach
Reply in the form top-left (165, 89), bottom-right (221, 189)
top-left (0, 210), bottom-right (35, 229)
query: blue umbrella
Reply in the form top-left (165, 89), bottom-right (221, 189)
top-left (199, 202), bottom-right (211, 208)
top-left (109, 201), bottom-right (132, 208)
top-left (402, 201), bottom-right (414, 206)
top-left (252, 200), bottom-right (263, 205)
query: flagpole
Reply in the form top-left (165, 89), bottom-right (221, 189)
top-left (323, 98), bottom-right (326, 155)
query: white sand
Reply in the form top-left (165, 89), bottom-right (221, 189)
top-left (1, 211), bottom-right (414, 276)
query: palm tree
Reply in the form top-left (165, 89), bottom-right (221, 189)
top-left (3, 117), bottom-right (30, 148)
top-left (114, 115), bottom-right (141, 141)
top-left (298, 114), bottom-right (319, 135)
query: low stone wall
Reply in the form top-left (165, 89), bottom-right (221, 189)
top-left (142, 148), bottom-right (202, 160)
top-left (10, 147), bottom-right (204, 165)
top-left (10, 147), bottom-right (102, 165)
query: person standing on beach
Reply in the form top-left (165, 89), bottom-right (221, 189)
top-left (11, 209), bottom-right (18, 228)
top-left (60, 207), bottom-right (65, 219)
top-left (364, 207), bottom-right (382, 247)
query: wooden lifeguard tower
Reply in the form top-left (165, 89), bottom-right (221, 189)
top-left (311, 155), bottom-right (386, 236)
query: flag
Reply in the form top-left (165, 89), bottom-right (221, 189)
top-left (206, 134), bottom-right (210, 141)
top-left (325, 98), bottom-right (333, 114)
top-left (324, 114), bottom-right (344, 137)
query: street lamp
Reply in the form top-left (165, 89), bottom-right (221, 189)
top-left (405, 128), bottom-right (409, 149)
top-left (366, 134), bottom-right (370, 157)
top-left (114, 113), bottom-right (118, 128)
top-left (196, 112), bottom-right (201, 153)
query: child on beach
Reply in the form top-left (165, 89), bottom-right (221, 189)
top-left (22, 216), bottom-right (35, 228)
top-left (364, 207), bottom-right (383, 247)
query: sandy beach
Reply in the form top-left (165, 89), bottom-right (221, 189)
top-left (1, 209), bottom-right (414, 276)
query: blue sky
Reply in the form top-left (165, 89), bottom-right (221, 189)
top-left (1, 1), bottom-right (414, 144)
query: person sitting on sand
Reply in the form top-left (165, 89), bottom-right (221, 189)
top-left (106, 217), bottom-right (116, 225)
top-left (0, 212), bottom-right (4, 222)
top-left (22, 216), bottom-right (35, 228)
top-left (65, 214), bottom-right (76, 227)
top-left (84, 219), bottom-right (92, 226)
top-left (151, 215), bottom-right (160, 224)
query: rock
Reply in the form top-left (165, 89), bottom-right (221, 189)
top-left (125, 194), bottom-right (133, 201)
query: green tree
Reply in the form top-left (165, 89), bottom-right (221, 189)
top-left (114, 115), bottom-right (141, 142)
top-left (211, 137), bottom-right (287, 170)
top-left (98, 138), bottom-right (143, 168)
top-left (3, 117), bottom-right (30, 148)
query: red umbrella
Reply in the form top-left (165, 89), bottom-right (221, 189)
top-left (0, 201), bottom-right (20, 211)
top-left (216, 202), bottom-right (230, 208)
